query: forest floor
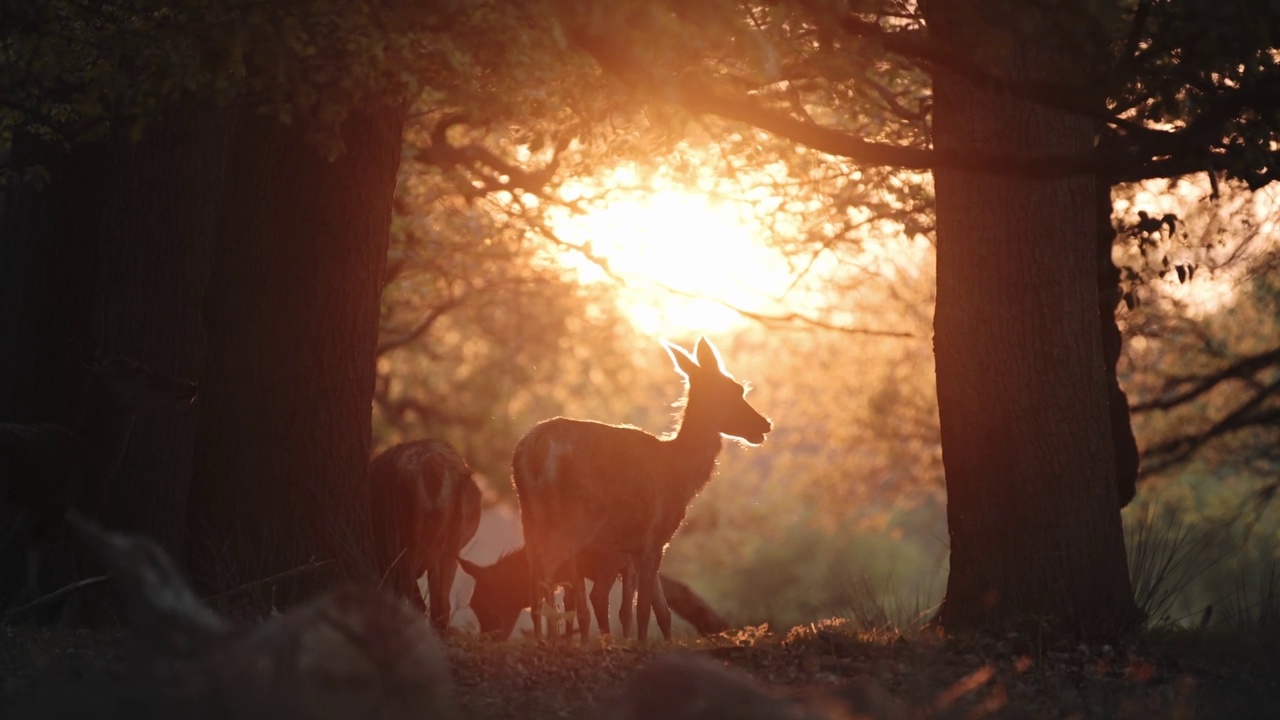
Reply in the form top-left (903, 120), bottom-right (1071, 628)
top-left (3, 619), bottom-right (1279, 719)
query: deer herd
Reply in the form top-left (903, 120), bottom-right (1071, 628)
top-left (371, 336), bottom-right (771, 641)
top-left (2, 335), bottom-right (770, 644)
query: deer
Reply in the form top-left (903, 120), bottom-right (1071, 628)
top-left (462, 546), bottom-right (731, 640)
top-left (459, 544), bottom-right (636, 640)
top-left (368, 439), bottom-right (481, 634)
top-left (514, 336), bottom-right (771, 642)
top-left (1, 344), bottom-right (198, 612)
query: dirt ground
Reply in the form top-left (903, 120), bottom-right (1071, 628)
top-left (3, 619), bottom-right (1278, 720)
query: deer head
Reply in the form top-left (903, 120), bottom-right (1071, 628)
top-left (665, 337), bottom-right (771, 445)
top-left (80, 352), bottom-right (199, 410)
top-left (458, 548), bottom-right (532, 638)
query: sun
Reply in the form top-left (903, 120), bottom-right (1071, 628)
top-left (550, 186), bottom-right (795, 337)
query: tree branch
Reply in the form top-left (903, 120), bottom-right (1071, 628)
top-left (376, 293), bottom-right (470, 358)
top-left (1132, 348), bottom-right (1280, 413)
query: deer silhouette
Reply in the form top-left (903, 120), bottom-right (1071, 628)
top-left (1, 344), bottom-right (197, 612)
top-left (459, 544), bottom-right (635, 639)
top-left (368, 439), bottom-right (481, 633)
top-left (514, 337), bottom-right (770, 642)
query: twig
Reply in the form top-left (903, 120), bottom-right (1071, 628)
top-left (201, 559), bottom-right (337, 602)
top-left (3, 575), bottom-right (110, 618)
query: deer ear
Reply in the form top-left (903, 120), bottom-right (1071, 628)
top-left (458, 556), bottom-right (483, 579)
top-left (694, 337), bottom-right (725, 373)
top-left (662, 340), bottom-right (700, 378)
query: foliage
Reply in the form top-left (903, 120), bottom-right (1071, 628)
top-left (8, 0), bottom-right (1280, 641)
top-left (1121, 178), bottom-right (1280, 491)
top-left (0, 0), bottom-right (613, 158)
top-left (1124, 485), bottom-right (1280, 629)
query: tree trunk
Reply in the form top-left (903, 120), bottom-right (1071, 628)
top-left (186, 107), bottom-right (404, 608)
top-left (1096, 182), bottom-right (1140, 509)
top-left (94, 109), bottom-right (229, 555)
top-left (926, 0), bottom-right (1140, 637)
top-left (0, 134), bottom-right (111, 426)
top-left (0, 134), bottom-right (105, 613)
top-left (1, 115), bottom-right (227, 620)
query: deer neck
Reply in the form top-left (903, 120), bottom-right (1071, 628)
top-left (75, 392), bottom-right (140, 486)
top-left (665, 404), bottom-right (724, 498)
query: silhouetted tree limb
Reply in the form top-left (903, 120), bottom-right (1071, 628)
top-left (414, 114), bottom-right (572, 203)
top-left (375, 293), bottom-right (471, 358)
top-left (1133, 348), bottom-right (1280, 414)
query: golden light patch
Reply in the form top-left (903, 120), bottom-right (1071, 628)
top-left (551, 185), bottom-right (795, 337)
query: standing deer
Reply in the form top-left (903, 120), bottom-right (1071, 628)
top-left (459, 544), bottom-right (636, 640)
top-left (515, 337), bottom-right (771, 642)
top-left (368, 439), bottom-right (481, 633)
top-left (1, 346), bottom-right (198, 611)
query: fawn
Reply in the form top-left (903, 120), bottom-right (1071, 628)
top-left (368, 439), bottom-right (481, 633)
top-left (514, 337), bottom-right (770, 642)
top-left (459, 544), bottom-right (636, 639)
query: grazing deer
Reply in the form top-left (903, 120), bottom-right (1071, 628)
top-left (515, 337), bottom-right (770, 642)
top-left (459, 544), bottom-right (636, 640)
top-left (368, 439), bottom-right (481, 633)
top-left (1, 345), bottom-right (198, 611)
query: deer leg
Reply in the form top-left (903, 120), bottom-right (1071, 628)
top-left (562, 581), bottom-right (577, 639)
top-left (573, 575), bottom-right (591, 642)
top-left (618, 558), bottom-right (636, 639)
top-left (589, 571), bottom-right (614, 638)
top-left (527, 544), bottom-right (550, 642)
top-left (397, 552), bottom-right (427, 616)
top-left (556, 556), bottom-right (589, 643)
top-left (652, 567), bottom-right (673, 641)
top-left (634, 552), bottom-right (663, 642)
top-left (427, 555), bottom-right (458, 635)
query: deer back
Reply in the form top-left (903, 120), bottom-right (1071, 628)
top-left (513, 418), bottom-right (675, 565)
top-left (368, 440), bottom-right (480, 579)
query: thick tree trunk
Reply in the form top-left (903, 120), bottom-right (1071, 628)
top-left (95, 109), bottom-right (229, 554)
top-left (187, 107), bottom-right (404, 607)
top-left (1096, 182), bottom-right (1140, 509)
top-left (0, 135), bottom-right (111, 425)
top-left (1, 115), bottom-right (225, 620)
top-left (0, 134), bottom-right (102, 613)
top-left (927, 0), bottom-right (1140, 637)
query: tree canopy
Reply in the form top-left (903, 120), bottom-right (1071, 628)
top-left (4, 0), bottom-right (1280, 637)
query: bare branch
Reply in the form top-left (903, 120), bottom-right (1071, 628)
top-left (376, 293), bottom-right (471, 358)
top-left (1132, 348), bottom-right (1280, 413)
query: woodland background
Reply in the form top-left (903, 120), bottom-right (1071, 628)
top-left (1, 0), bottom-right (1278, 643)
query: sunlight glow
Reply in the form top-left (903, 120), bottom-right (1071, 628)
top-left (551, 184), bottom-right (797, 337)
top-left (1115, 180), bottom-right (1280, 318)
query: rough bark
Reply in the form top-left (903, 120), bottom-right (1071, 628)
top-left (94, 109), bottom-right (229, 554)
top-left (0, 136), bottom-right (111, 615)
top-left (1096, 183), bottom-right (1140, 509)
top-left (1, 114), bottom-right (225, 620)
top-left (927, 0), bottom-right (1140, 637)
top-left (186, 107), bottom-right (404, 607)
top-left (0, 134), bottom-right (111, 426)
